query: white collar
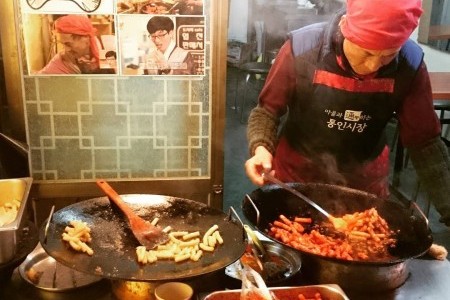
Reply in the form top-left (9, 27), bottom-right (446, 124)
top-left (163, 40), bottom-right (176, 61)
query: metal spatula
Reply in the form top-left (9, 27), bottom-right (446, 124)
top-left (96, 180), bottom-right (169, 249)
top-left (262, 172), bottom-right (348, 232)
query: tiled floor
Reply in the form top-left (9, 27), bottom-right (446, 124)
top-left (222, 65), bottom-right (450, 258)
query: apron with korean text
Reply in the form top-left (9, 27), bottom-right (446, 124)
top-left (273, 11), bottom-right (423, 197)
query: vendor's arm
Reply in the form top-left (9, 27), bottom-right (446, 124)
top-left (398, 63), bottom-right (450, 225)
top-left (245, 41), bottom-right (296, 185)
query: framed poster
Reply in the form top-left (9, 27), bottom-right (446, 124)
top-left (23, 13), bottom-right (118, 75)
top-left (118, 15), bottom-right (204, 76)
top-left (20, 0), bottom-right (205, 76)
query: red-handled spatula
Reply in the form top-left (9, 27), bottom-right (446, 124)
top-left (96, 179), bottom-right (169, 249)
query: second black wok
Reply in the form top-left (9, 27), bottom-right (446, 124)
top-left (242, 183), bottom-right (433, 291)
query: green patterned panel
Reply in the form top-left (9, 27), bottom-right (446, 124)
top-left (80, 102), bottom-right (129, 147)
top-left (26, 76), bottom-right (210, 180)
top-left (191, 139), bottom-right (209, 175)
top-left (119, 138), bottom-right (166, 178)
top-left (23, 4), bottom-right (212, 181)
top-left (54, 115), bottom-right (80, 136)
top-left (166, 80), bottom-right (191, 102)
top-left (154, 103), bottom-right (202, 147)
top-left (37, 77), bottom-right (89, 112)
top-left (25, 102), bottom-right (52, 147)
top-left (91, 79), bottom-right (117, 103)
top-left (40, 139), bottom-right (93, 180)
top-left (94, 149), bottom-right (119, 170)
top-left (129, 115), bottom-right (154, 136)
top-left (117, 77), bottom-right (165, 113)
top-left (24, 77), bottom-right (37, 100)
top-left (167, 148), bottom-right (189, 169)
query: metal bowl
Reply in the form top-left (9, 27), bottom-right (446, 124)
top-left (19, 243), bottom-right (102, 292)
top-left (225, 240), bottom-right (301, 285)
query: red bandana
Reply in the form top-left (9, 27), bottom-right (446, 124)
top-left (341, 0), bottom-right (423, 50)
top-left (55, 15), bottom-right (99, 63)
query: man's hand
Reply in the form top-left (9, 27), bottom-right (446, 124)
top-left (77, 55), bottom-right (98, 73)
top-left (245, 146), bottom-right (274, 186)
top-left (146, 50), bottom-right (164, 64)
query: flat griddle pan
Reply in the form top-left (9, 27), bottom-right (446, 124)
top-left (39, 194), bottom-right (246, 281)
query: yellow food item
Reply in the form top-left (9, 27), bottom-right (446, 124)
top-left (0, 199), bottom-right (21, 227)
top-left (135, 224), bottom-right (223, 264)
top-left (62, 220), bottom-right (94, 255)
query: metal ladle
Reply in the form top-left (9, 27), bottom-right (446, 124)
top-left (262, 171), bottom-right (348, 232)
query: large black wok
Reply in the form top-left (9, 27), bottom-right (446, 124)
top-left (40, 194), bottom-right (246, 282)
top-left (242, 183), bottom-right (433, 292)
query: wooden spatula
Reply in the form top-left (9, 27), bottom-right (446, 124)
top-left (96, 179), bottom-right (169, 249)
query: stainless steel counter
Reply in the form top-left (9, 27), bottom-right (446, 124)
top-left (1, 257), bottom-right (450, 299)
top-left (347, 258), bottom-right (450, 299)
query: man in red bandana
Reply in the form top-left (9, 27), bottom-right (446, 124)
top-left (245, 0), bottom-right (450, 225)
top-left (38, 15), bottom-right (100, 74)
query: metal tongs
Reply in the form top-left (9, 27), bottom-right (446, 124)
top-left (243, 225), bottom-right (289, 282)
top-left (262, 171), bottom-right (348, 234)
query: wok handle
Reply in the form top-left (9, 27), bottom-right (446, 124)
top-left (96, 180), bottom-right (135, 220)
top-left (245, 194), bottom-right (261, 226)
top-left (43, 205), bottom-right (55, 244)
top-left (262, 172), bottom-right (332, 219)
top-left (410, 200), bottom-right (430, 228)
top-left (228, 206), bottom-right (246, 242)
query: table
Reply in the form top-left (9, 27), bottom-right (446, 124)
top-left (428, 25), bottom-right (450, 51)
top-left (3, 256), bottom-right (449, 299)
top-left (346, 258), bottom-right (450, 300)
top-left (429, 72), bottom-right (450, 99)
top-left (2, 229), bottom-right (450, 299)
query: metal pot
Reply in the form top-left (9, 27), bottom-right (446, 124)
top-left (242, 183), bottom-right (433, 292)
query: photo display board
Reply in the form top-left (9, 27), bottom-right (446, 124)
top-left (20, 0), bottom-right (205, 76)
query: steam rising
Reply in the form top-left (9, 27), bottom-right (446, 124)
top-left (311, 153), bottom-right (347, 186)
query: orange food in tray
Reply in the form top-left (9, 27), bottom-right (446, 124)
top-left (203, 284), bottom-right (349, 300)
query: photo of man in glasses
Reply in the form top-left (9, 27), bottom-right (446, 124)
top-left (145, 16), bottom-right (195, 75)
